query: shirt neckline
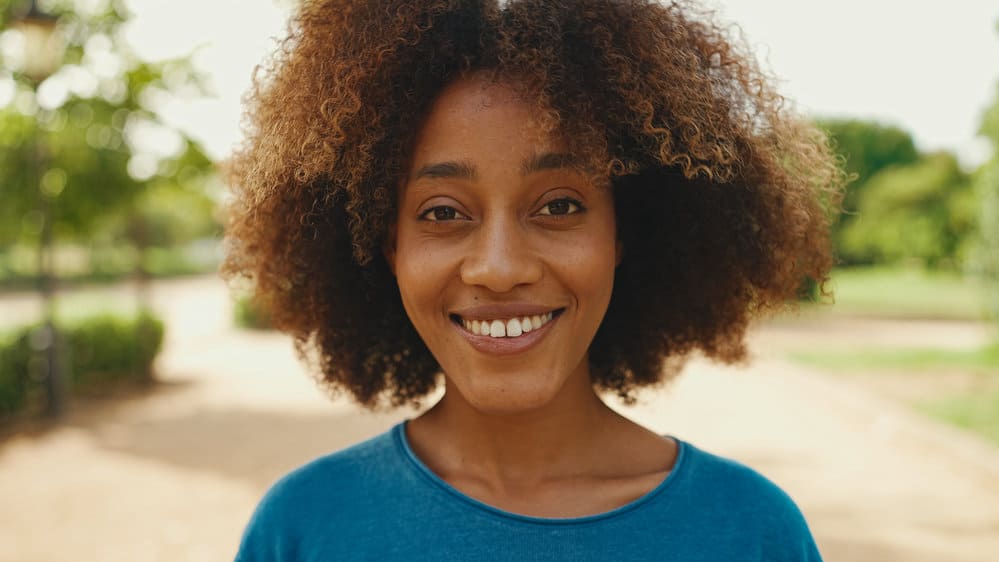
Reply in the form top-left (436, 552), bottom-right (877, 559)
top-left (391, 420), bottom-right (688, 526)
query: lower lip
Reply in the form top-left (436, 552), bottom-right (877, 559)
top-left (453, 315), bottom-right (560, 356)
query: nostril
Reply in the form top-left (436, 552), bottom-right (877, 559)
top-left (458, 253), bottom-right (544, 292)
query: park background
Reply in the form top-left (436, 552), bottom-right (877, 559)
top-left (1, 0), bottom-right (998, 560)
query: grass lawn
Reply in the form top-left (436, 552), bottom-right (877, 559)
top-left (810, 266), bottom-right (987, 321)
top-left (918, 393), bottom-right (999, 446)
top-left (790, 344), bottom-right (999, 373)
top-left (793, 265), bottom-right (998, 442)
top-left (791, 345), bottom-right (999, 445)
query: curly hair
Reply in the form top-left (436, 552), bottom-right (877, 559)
top-left (222, 0), bottom-right (843, 408)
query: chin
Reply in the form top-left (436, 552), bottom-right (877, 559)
top-left (447, 372), bottom-right (567, 416)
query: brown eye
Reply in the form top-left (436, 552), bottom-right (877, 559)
top-left (419, 206), bottom-right (466, 221)
top-left (537, 198), bottom-right (583, 216)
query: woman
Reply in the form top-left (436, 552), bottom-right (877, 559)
top-left (226, 0), bottom-right (841, 559)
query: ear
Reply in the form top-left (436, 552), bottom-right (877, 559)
top-left (383, 221), bottom-right (398, 276)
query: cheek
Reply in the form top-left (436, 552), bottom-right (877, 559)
top-left (395, 255), bottom-right (432, 311)
top-left (566, 218), bottom-right (619, 298)
top-left (393, 231), bottom-right (455, 313)
top-left (577, 241), bottom-right (619, 308)
top-left (541, 234), bottom-right (617, 344)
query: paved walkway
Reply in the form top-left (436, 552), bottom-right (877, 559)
top-left (1, 276), bottom-right (997, 561)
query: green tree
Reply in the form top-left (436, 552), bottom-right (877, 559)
top-left (1, 0), bottom-right (215, 417)
top-left (0, 0), bottom-right (216, 270)
top-left (818, 119), bottom-right (921, 264)
top-left (977, 68), bottom-right (999, 321)
top-left (839, 152), bottom-right (974, 269)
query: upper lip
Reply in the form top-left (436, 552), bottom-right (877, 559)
top-left (450, 303), bottom-right (564, 321)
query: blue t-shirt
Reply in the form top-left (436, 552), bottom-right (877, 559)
top-left (236, 422), bottom-right (822, 561)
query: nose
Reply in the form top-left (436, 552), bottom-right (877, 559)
top-left (459, 214), bottom-right (543, 292)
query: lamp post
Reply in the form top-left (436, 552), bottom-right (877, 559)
top-left (11, 0), bottom-right (66, 417)
top-left (11, 1), bottom-right (62, 83)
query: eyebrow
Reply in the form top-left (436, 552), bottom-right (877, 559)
top-left (410, 161), bottom-right (477, 181)
top-left (409, 152), bottom-right (578, 182)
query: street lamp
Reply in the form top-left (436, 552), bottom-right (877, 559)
top-left (10, 0), bottom-right (66, 417)
top-left (11, 1), bottom-right (62, 83)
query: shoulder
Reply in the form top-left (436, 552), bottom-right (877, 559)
top-left (671, 439), bottom-right (823, 561)
top-left (265, 426), bottom-right (398, 505)
top-left (679, 441), bottom-right (799, 510)
top-left (235, 427), bottom-right (405, 561)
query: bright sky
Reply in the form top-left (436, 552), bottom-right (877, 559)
top-left (124, 0), bottom-right (999, 168)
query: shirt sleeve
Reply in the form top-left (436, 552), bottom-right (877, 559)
top-left (233, 480), bottom-right (300, 562)
top-left (766, 492), bottom-right (824, 562)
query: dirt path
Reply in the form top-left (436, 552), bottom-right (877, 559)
top-left (1, 276), bottom-right (997, 561)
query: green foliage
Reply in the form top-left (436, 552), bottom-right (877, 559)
top-left (67, 310), bottom-right (164, 388)
top-left (818, 119), bottom-right (921, 265)
top-left (796, 276), bottom-right (821, 303)
top-left (977, 76), bottom-right (999, 321)
top-left (234, 295), bottom-right (273, 330)
top-left (839, 153), bottom-right (974, 269)
top-left (0, 101), bottom-right (217, 250)
top-left (1, 100), bottom-right (132, 244)
top-left (1, 0), bottom-right (129, 40)
top-left (981, 80), bottom-right (999, 145)
top-left (0, 241), bottom-right (220, 289)
top-left (819, 119), bottom-right (921, 192)
top-left (973, 162), bottom-right (998, 320)
top-left (0, 0), bottom-right (216, 257)
top-left (0, 330), bottom-right (32, 415)
top-left (0, 310), bottom-right (164, 416)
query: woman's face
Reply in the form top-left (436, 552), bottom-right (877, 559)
top-left (388, 75), bottom-right (620, 414)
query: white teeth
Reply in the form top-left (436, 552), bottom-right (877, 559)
top-left (520, 316), bottom-right (533, 333)
top-left (489, 319), bottom-right (505, 338)
top-left (460, 311), bottom-right (558, 338)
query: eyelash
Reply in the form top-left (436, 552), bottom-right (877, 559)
top-left (537, 198), bottom-right (585, 217)
top-left (417, 197), bottom-right (586, 222)
top-left (419, 206), bottom-right (468, 222)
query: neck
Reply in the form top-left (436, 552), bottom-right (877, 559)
top-left (410, 368), bottom-right (626, 485)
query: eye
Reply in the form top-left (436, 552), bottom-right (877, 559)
top-left (537, 198), bottom-right (584, 216)
top-left (419, 205), bottom-right (469, 221)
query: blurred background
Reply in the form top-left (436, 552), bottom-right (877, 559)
top-left (0, 0), bottom-right (997, 560)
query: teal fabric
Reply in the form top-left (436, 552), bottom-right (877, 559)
top-left (235, 422), bottom-right (822, 561)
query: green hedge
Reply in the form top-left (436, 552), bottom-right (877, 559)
top-left (233, 295), bottom-right (273, 330)
top-left (0, 311), bottom-right (165, 417)
top-left (0, 330), bottom-right (32, 416)
top-left (68, 311), bottom-right (165, 389)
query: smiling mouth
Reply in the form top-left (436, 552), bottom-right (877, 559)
top-left (450, 309), bottom-right (565, 338)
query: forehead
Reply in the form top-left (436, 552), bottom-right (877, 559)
top-left (409, 75), bottom-right (564, 163)
top-left (428, 74), bottom-right (536, 124)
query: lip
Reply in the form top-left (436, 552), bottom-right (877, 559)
top-left (451, 309), bottom-right (563, 356)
